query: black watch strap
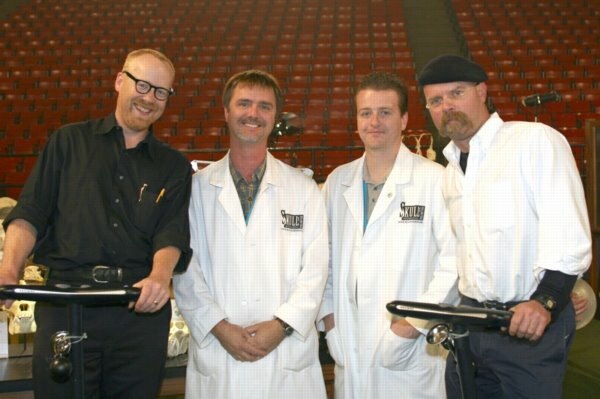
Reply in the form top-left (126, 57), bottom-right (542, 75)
top-left (532, 294), bottom-right (557, 312)
top-left (276, 318), bottom-right (294, 337)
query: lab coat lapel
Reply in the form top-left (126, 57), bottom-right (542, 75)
top-left (258, 152), bottom-right (277, 197)
top-left (366, 144), bottom-right (412, 229)
top-left (246, 152), bottom-right (277, 228)
top-left (343, 155), bottom-right (366, 230)
top-left (211, 154), bottom-right (247, 235)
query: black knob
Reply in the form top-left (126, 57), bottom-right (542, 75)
top-left (49, 356), bottom-right (72, 383)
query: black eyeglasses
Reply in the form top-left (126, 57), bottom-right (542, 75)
top-left (122, 71), bottom-right (174, 101)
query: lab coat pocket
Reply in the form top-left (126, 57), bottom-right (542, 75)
top-left (279, 328), bottom-right (317, 372)
top-left (193, 335), bottom-right (226, 377)
top-left (325, 327), bottom-right (345, 366)
top-left (377, 328), bottom-right (421, 371)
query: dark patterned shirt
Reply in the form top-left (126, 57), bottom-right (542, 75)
top-left (229, 157), bottom-right (267, 222)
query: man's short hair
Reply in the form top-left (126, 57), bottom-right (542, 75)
top-left (222, 69), bottom-right (283, 114)
top-left (355, 72), bottom-right (408, 114)
top-left (122, 48), bottom-right (176, 79)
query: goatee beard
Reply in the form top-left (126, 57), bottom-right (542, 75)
top-left (440, 111), bottom-right (473, 138)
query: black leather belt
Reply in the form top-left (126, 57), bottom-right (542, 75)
top-left (462, 296), bottom-right (523, 311)
top-left (49, 265), bottom-right (148, 285)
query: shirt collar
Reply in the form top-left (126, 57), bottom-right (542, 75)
top-left (362, 159), bottom-right (387, 186)
top-left (94, 113), bottom-right (159, 160)
top-left (229, 156), bottom-right (267, 185)
top-left (443, 112), bottom-right (503, 164)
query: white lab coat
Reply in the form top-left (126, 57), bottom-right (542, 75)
top-left (173, 152), bottom-right (328, 399)
top-left (318, 145), bottom-right (459, 399)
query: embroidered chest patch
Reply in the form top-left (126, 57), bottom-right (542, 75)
top-left (281, 210), bottom-right (304, 231)
top-left (398, 202), bottom-right (426, 223)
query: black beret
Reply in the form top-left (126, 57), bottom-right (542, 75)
top-left (418, 54), bottom-right (488, 86)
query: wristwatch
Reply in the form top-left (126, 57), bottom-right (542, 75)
top-left (276, 318), bottom-right (294, 337)
top-left (532, 294), bottom-right (557, 312)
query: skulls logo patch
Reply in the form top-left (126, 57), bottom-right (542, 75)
top-left (398, 202), bottom-right (425, 223)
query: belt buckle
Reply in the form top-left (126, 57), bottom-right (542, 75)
top-left (482, 300), bottom-right (507, 311)
top-left (92, 265), bottom-right (122, 284)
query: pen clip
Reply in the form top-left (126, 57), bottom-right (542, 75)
top-left (138, 183), bottom-right (148, 203)
top-left (155, 188), bottom-right (166, 204)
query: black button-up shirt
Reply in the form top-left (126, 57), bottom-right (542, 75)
top-left (4, 114), bottom-right (192, 272)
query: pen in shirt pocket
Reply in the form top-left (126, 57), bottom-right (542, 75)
top-left (138, 183), bottom-right (148, 203)
top-left (155, 188), bottom-right (166, 204)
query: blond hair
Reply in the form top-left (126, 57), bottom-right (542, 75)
top-left (122, 48), bottom-right (175, 78)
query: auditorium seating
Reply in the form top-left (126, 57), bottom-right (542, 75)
top-left (0, 0), bottom-right (421, 194)
top-left (452, 0), bottom-right (599, 144)
top-left (0, 0), bottom-right (597, 196)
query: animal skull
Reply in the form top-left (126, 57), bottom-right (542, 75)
top-left (6, 300), bottom-right (37, 334)
top-left (168, 299), bottom-right (190, 357)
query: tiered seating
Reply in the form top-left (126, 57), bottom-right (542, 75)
top-left (453, 0), bottom-right (599, 144)
top-left (0, 0), bottom-right (419, 192)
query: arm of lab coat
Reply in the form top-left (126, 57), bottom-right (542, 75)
top-left (274, 181), bottom-right (329, 340)
top-left (316, 178), bottom-right (334, 331)
top-left (407, 171), bottom-right (459, 332)
top-left (172, 180), bottom-right (228, 346)
top-left (173, 256), bottom-right (227, 346)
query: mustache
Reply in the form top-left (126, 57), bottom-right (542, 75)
top-left (240, 117), bottom-right (264, 126)
top-left (439, 111), bottom-right (473, 138)
top-left (441, 111), bottom-right (469, 125)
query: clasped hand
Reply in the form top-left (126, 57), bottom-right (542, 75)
top-left (213, 319), bottom-right (285, 362)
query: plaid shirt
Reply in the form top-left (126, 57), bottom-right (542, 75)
top-left (229, 157), bottom-right (267, 222)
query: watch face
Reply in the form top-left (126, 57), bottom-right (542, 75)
top-left (277, 318), bottom-right (293, 336)
top-left (535, 295), bottom-right (556, 311)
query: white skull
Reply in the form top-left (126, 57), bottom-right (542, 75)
top-left (426, 147), bottom-right (437, 161)
top-left (168, 299), bottom-right (190, 357)
top-left (5, 300), bottom-right (37, 334)
top-left (426, 134), bottom-right (437, 161)
top-left (23, 265), bottom-right (45, 283)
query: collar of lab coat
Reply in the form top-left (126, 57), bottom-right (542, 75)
top-left (209, 151), bottom-right (281, 233)
top-left (341, 143), bottom-right (415, 231)
top-left (210, 150), bottom-right (280, 189)
top-left (342, 143), bottom-right (414, 188)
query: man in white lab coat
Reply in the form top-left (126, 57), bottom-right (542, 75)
top-left (173, 70), bottom-right (328, 398)
top-left (318, 72), bottom-right (459, 398)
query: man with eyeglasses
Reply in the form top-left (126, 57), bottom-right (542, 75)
top-left (418, 54), bottom-right (591, 399)
top-left (0, 48), bottom-right (192, 398)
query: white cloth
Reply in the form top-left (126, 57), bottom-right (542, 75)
top-left (173, 152), bottom-right (328, 399)
top-left (442, 113), bottom-right (591, 303)
top-left (317, 144), bottom-right (459, 399)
